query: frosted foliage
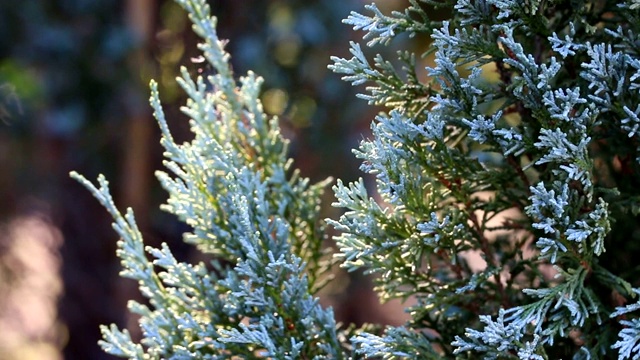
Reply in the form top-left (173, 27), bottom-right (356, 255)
top-left (73, 0), bottom-right (340, 358)
top-left (71, 0), bottom-right (640, 358)
top-left (329, 0), bottom-right (639, 359)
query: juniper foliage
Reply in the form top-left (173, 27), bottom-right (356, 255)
top-left (73, 0), bottom-right (640, 358)
top-left (330, 0), bottom-right (640, 358)
top-left (72, 0), bottom-right (340, 357)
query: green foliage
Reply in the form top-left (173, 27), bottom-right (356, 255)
top-left (74, 0), bottom-right (640, 358)
top-left (331, 0), bottom-right (640, 358)
top-left (72, 0), bottom-right (339, 357)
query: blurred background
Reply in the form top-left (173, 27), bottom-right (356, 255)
top-left (0, 1), bottom-right (422, 358)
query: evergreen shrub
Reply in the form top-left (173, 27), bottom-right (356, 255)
top-left (73, 0), bottom-right (640, 358)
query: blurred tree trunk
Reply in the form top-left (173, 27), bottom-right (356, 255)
top-left (121, 0), bottom-right (155, 227)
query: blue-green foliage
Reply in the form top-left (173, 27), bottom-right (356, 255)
top-left (330, 0), bottom-right (640, 358)
top-left (74, 0), bottom-right (640, 358)
top-left (72, 0), bottom-right (340, 358)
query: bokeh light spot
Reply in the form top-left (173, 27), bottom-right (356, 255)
top-left (262, 88), bottom-right (289, 116)
top-left (289, 96), bottom-right (316, 128)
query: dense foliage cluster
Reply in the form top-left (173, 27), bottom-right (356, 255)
top-left (75, 0), bottom-right (640, 358)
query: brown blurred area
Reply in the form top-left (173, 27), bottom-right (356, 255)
top-left (0, 1), bottom-right (416, 358)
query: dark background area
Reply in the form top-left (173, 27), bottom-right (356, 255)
top-left (4, 2), bottom-right (640, 359)
top-left (0, 1), bottom-right (415, 359)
